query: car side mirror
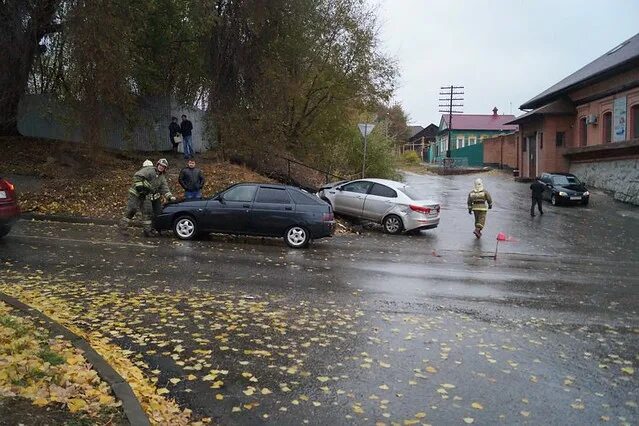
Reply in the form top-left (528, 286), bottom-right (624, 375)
top-left (336, 186), bottom-right (343, 191)
top-left (216, 195), bottom-right (225, 203)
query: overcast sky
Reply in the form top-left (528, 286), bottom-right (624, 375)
top-left (376, 0), bottom-right (639, 126)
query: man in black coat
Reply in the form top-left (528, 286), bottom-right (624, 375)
top-left (530, 178), bottom-right (545, 217)
top-left (179, 159), bottom-right (205, 199)
top-left (180, 114), bottom-right (194, 159)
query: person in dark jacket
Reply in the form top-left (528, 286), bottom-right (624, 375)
top-left (530, 179), bottom-right (545, 217)
top-left (180, 114), bottom-right (194, 159)
top-left (169, 117), bottom-right (181, 153)
top-left (179, 159), bottom-right (205, 199)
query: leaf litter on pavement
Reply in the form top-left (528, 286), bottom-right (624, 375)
top-left (0, 301), bottom-right (123, 423)
top-left (0, 266), bottom-right (637, 425)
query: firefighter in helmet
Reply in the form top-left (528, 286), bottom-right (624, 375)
top-left (467, 178), bottom-right (492, 238)
top-left (121, 158), bottom-right (175, 236)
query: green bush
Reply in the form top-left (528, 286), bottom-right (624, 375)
top-left (401, 150), bottom-right (421, 165)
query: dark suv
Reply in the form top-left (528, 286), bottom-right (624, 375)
top-left (538, 172), bottom-right (590, 206)
top-left (0, 177), bottom-right (20, 237)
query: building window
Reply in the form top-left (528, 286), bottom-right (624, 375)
top-left (539, 132), bottom-right (543, 150)
top-left (468, 136), bottom-right (477, 145)
top-left (632, 104), bottom-right (639, 139)
top-left (602, 111), bottom-right (612, 143)
top-left (456, 136), bottom-right (464, 149)
top-left (579, 117), bottom-right (588, 147)
top-left (522, 138), bottom-right (527, 152)
top-left (556, 131), bottom-right (565, 147)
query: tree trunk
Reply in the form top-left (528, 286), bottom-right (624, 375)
top-left (0, 0), bottom-right (62, 136)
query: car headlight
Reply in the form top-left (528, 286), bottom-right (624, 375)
top-left (583, 191), bottom-right (589, 196)
top-left (559, 191), bottom-right (568, 197)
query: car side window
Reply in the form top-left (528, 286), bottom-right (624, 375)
top-left (255, 187), bottom-right (291, 204)
top-left (369, 183), bottom-right (397, 198)
top-left (289, 190), bottom-right (323, 205)
top-left (223, 185), bottom-right (257, 202)
top-left (342, 181), bottom-right (372, 194)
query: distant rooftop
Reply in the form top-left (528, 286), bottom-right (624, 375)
top-left (440, 108), bottom-right (518, 132)
top-left (521, 32), bottom-right (639, 110)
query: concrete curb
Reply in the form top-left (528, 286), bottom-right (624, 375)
top-left (21, 212), bottom-right (119, 226)
top-left (0, 292), bottom-right (150, 426)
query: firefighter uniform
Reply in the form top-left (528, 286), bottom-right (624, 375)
top-left (121, 162), bottom-right (174, 234)
top-left (467, 179), bottom-right (492, 237)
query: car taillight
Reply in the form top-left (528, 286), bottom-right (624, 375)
top-left (322, 212), bottom-right (334, 222)
top-left (0, 179), bottom-right (15, 200)
top-left (409, 205), bottom-right (431, 214)
top-left (0, 179), bottom-right (14, 192)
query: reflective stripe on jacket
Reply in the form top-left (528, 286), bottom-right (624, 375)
top-left (467, 190), bottom-right (493, 211)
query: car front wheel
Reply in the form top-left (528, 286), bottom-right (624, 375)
top-left (383, 214), bottom-right (403, 235)
top-left (0, 226), bottom-right (10, 238)
top-left (551, 194), bottom-right (558, 206)
top-left (285, 226), bottom-right (310, 248)
top-left (174, 215), bottom-right (198, 240)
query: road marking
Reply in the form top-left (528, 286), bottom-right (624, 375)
top-left (11, 234), bottom-right (156, 249)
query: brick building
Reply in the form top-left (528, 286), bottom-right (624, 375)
top-left (506, 32), bottom-right (639, 204)
top-left (483, 132), bottom-right (519, 169)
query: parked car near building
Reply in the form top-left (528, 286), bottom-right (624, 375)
top-left (318, 178), bottom-right (440, 234)
top-left (154, 183), bottom-right (334, 248)
top-left (538, 172), bottom-right (590, 206)
top-left (0, 177), bottom-right (20, 238)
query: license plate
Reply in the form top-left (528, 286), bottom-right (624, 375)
top-left (0, 191), bottom-right (5, 199)
top-left (570, 196), bottom-right (581, 200)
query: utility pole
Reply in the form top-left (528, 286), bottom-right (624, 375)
top-left (438, 85), bottom-right (464, 159)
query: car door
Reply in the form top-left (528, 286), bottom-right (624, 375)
top-left (249, 186), bottom-right (295, 236)
top-left (333, 180), bottom-right (372, 217)
top-left (362, 183), bottom-right (397, 221)
top-left (203, 184), bottom-right (257, 233)
top-left (540, 174), bottom-right (552, 200)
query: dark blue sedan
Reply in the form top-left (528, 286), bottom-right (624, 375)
top-left (154, 183), bottom-right (335, 248)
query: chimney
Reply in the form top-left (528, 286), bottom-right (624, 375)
top-left (492, 107), bottom-right (498, 116)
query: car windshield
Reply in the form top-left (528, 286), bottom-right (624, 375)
top-left (552, 175), bottom-right (581, 185)
top-left (398, 186), bottom-right (425, 200)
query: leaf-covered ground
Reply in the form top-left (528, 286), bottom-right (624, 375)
top-left (0, 137), bottom-right (273, 219)
top-left (0, 301), bottom-right (126, 425)
top-left (0, 266), bottom-right (636, 425)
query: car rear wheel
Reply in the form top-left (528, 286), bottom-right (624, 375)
top-left (582, 199), bottom-right (589, 206)
top-left (0, 226), bottom-right (10, 238)
top-left (551, 194), bottom-right (558, 206)
top-left (285, 226), bottom-right (309, 248)
top-left (174, 215), bottom-right (197, 240)
top-left (383, 214), bottom-right (403, 235)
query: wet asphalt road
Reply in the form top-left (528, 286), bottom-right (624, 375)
top-left (0, 171), bottom-right (637, 425)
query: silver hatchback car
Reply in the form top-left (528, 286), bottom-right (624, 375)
top-left (318, 178), bottom-right (440, 234)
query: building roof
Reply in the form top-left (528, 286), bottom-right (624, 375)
top-left (521, 32), bottom-right (639, 110)
top-left (440, 113), bottom-right (518, 132)
top-left (505, 98), bottom-right (576, 125)
top-left (409, 123), bottom-right (438, 142)
top-left (406, 125), bottom-right (424, 139)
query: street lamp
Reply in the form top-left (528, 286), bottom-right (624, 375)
top-left (358, 122), bottom-right (376, 178)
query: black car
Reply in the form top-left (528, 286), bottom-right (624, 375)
top-left (538, 172), bottom-right (590, 206)
top-left (154, 183), bottom-right (335, 248)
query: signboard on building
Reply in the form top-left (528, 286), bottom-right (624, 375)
top-left (613, 96), bottom-right (627, 142)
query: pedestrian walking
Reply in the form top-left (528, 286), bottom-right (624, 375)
top-left (179, 158), bottom-right (205, 199)
top-left (180, 114), bottom-right (194, 159)
top-left (169, 117), bottom-right (181, 153)
top-left (121, 158), bottom-right (176, 237)
top-left (467, 178), bottom-right (493, 238)
top-left (530, 178), bottom-right (545, 217)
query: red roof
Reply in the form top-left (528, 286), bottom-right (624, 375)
top-left (441, 114), bottom-right (518, 131)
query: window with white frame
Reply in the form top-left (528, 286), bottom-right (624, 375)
top-left (468, 136), bottom-right (477, 145)
top-left (456, 136), bottom-right (464, 149)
